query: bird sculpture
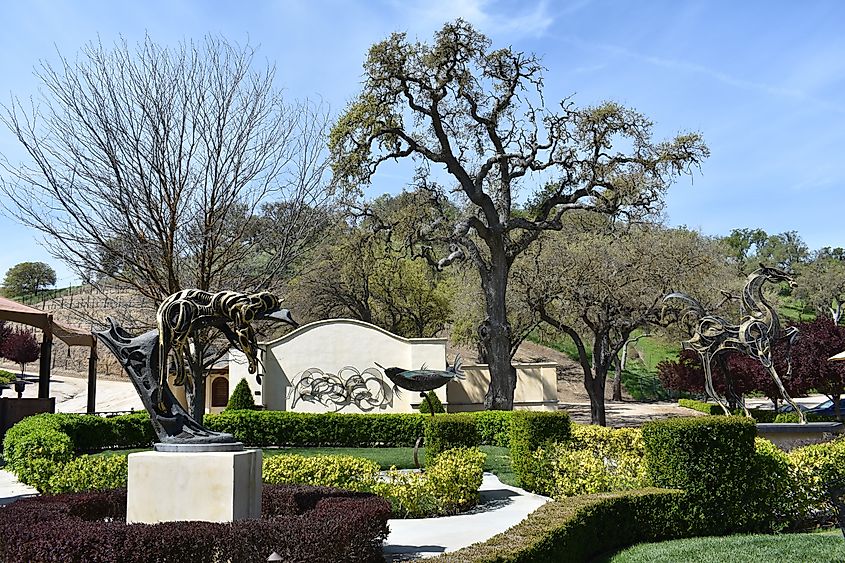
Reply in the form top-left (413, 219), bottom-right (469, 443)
top-left (374, 355), bottom-right (464, 413)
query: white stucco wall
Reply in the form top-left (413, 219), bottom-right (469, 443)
top-left (260, 319), bottom-right (448, 414)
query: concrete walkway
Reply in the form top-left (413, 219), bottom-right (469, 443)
top-left (0, 469), bottom-right (37, 506)
top-left (383, 473), bottom-right (549, 560)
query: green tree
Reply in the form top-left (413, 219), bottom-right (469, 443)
top-left (330, 20), bottom-right (708, 409)
top-left (795, 250), bottom-right (845, 324)
top-left (289, 208), bottom-right (454, 338)
top-left (225, 379), bottom-right (256, 411)
top-left (516, 218), bottom-right (732, 425)
top-left (2, 262), bottom-right (56, 297)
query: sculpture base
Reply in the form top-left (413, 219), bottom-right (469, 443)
top-left (757, 422), bottom-right (844, 451)
top-left (126, 449), bottom-right (262, 524)
top-left (154, 441), bottom-right (244, 453)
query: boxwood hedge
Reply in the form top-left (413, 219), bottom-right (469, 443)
top-left (435, 488), bottom-right (684, 562)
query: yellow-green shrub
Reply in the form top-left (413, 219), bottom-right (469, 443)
top-left (529, 425), bottom-right (648, 499)
top-left (426, 447), bottom-right (486, 514)
top-left (372, 469), bottom-right (438, 518)
top-left (375, 448), bottom-right (486, 518)
top-left (47, 454), bottom-right (128, 494)
top-left (788, 437), bottom-right (845, 526)
top-left (262, 454), bottom-right (379, 491)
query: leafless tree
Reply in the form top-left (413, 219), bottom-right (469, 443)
top-left (0, 36), bottom-right (334, 417)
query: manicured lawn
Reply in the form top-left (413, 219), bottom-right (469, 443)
top-left (95, 445), bottom-right (517, 486)
top-left (604, 531), bottom-right (845, 562)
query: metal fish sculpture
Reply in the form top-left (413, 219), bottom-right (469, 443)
top-left (374, 354), bottom-right (464, 393)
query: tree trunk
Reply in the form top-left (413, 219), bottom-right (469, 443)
top-left (612, 354), bottom-right (623, 402)
top-left (184, 339), bottom-right (208, 422)
top-left (481, 260), bottom-right (515, 410)
top-left (835, 393), bottom-right (842, 422)
top-left (586, 368), bottom-right (607, 426)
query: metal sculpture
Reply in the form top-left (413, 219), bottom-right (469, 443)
top-left (663, 265), bottom-right (804, 423)
top-left (375, 354), bottom-right (464, 413)
top-left (97, 290), bottom-right (296, 447)
top-left (374, 354), bottom-right (464, 468)
top-left (287, 366), bottom-right (394, 411)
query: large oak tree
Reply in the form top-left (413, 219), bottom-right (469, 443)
top-left (330, 20), bottom-right (708, 409)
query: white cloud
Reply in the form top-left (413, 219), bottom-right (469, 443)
top-left (392, 0), bottom-right (565, 38)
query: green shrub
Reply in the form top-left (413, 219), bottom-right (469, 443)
top-left (425, 447), bottom-right (486, 514)
top-left (3, 425), bottom-right (73, 491)
top-left (435, 489), bottom-right (684, 562)
top-left (531, 425), bottom-right (648, 498)
top-left (774, 411), bottom-right (838, 423)
top-left (677, 398), bottom-right (725, 415)
top-left (472, 411), bottom-right (513, 447)
top-left (375, 447), bottom-right (486, 518)
top-left (788, 437), bottom-right (845, 527)
top-left (642, 416), bottom-right (782, 534)
top-left (372, 469), bottom-right (437, 518)
top-left (417, 391), bottom-right (445, 414)
top-left (424, 414), bottom-right (479, 461)
top-left (678, 399), bottom-right (785, 423)
top-left (0, 369), bottom-right (16, 384)
top-left (47, 454), bottom-right (128, 494)
top-left (509, 411), bottom-right (571, 492)
top-left (262, 454), bottom-right (379, 491)
top-left (262, 448), bottom-right (486, 519)
top-left (225, 379), bottom-right (256, 411)
top-left (3, 412), bottom-right (153, 491)
top-left (205, 410), bottom-right (425, 447)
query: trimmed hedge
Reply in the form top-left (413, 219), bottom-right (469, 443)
top-left (435, 488), bottom-right (684, 562)
top-left (472, 411), bottom-right (513, 447)
top-left (204, 410), bottom-right (517, 448)
top-left (3, 413), bottom-right (154, 491)
top-left (424, 414), bottom-right (480, 460)
top-left (417, 391), bottom-right (445, 414)
top-left (509, 411), bottom-right (571, 492)
top-left (642, 416), bottom-right (785, 535)
top-left (0, 485), bottom-right (390, 563)
top-left (204, 410), bottom-right (425, 447)
top-left (530, 425), bottom-right (647, 498)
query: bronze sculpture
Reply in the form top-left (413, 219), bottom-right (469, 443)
top-left (663, 265), bottom-right (804, 423)
top-left (97, 290), bottom-right (296, 447)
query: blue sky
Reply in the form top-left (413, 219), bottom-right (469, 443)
top-left (1, 0), bottom-right (843, 285)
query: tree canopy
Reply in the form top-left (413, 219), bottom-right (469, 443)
top-left (2, 262), bottom-right (56, 297)
top-left (330, 19), bottom-right (708, 409)
top-left (516, 218), bottom-right (731, 424)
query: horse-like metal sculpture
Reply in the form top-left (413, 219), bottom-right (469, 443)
top-left (97, 290), bottom-right (296, 447)
top-left (663, 265), bottom-right (804, 423)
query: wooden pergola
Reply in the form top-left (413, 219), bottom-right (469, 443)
top-left (0, 296), bottom-right (97, 413)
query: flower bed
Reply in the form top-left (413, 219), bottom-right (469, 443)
top-left (0, 485), bottom-right (390, 563)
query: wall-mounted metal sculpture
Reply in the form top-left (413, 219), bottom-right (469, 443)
top-left (287, 366), bottom-right (394, 411)
top-left (96, 290), bottom-right (296, 447)
top-left (663, 265), bottom-right (804, 423)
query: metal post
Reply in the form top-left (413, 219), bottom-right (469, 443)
top-left (38, 329), bottom-right (53, 399)
top-left (86, 344), bottom-right (97, 414)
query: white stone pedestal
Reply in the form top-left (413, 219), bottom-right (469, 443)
top-left (126, 449), bottom-right (262, 524)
